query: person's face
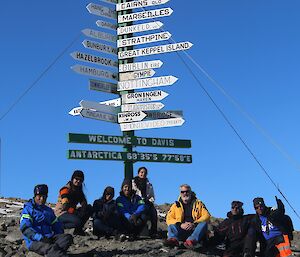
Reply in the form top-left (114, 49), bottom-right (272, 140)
top-left (254, 204), bottom-right (265, 215)
top-left (34, 194), bottom-right (47, 206)
top-left (231, 205), bottom-right (242, 216)
top-left (72, 177), bottom-right (83, 187)
top-left (122, 184), bottom-right (131, 197)
top-left (138, 168), bottom-right (147, 179)
top-left (180, 187), bottom-right (191, 204)
top-left (105, 192), bottom-right (114, 201)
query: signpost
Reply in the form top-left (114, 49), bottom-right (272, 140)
top-left (119, 60), bottom-right (163, 72)
top-left (117, 21), bottom-right (163, 35)
top-left (80, 100), bottom-right (120, 114)
top-left (121, 90), bottom-right (168, 103)
top-left (100, 0), bottom-right (116, 4)
top-left (69, 107), bottom-right (83, 116)
top-left (89, 79), bottom-right (118, 94)
top-left (119, 69), bottom-right (155, 81)
top-left (121, 102), bottom-right (164, 112)
top-left (116, 0), bottom-right (170, 11)
top-left (118, 111), bottom-right (147, 123)
top-left (71, 65), bottom-right (118, 80)
top-left (145, 110), bottom-right (183, 119)
top-left (96, 19), bottom-right (117, 31)
top-left (82, 28), bottom-right (117, 43)
top-left (71, 51), bottom-right (118, 68)
top-left (82, 40), bottom-right (117, 56)
top-left (86, 3), bottom-right (117, 20)
top-left (80, 109), bottom-right (118, 123)
top-left (100, 98), bottom-right (121, 107)
top-left (118, 8), bottom-right (173, 23)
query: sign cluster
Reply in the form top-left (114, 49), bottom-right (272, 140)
top-left (68, 0), bottom-right (193, 164)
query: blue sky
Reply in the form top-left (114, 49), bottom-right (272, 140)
top-left (1, 1), bottom-right (300, 229)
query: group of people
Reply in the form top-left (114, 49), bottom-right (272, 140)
top-left (19, 168), bottom-right (294, 257)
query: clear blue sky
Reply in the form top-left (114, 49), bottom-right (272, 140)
top-left (1, 1), bottom-right (300, 229)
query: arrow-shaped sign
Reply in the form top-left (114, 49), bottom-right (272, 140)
top-left (119, 41), bottom-right (193, 59)
top-left (100, 98), bottom-right (121, 107)
top-left (86, 3), bottom-right (117, 20)
top-left (80, 100), bottom-right (120, 114)
top-left (96, 19), bottom-right (117, 31)
top-left (81, 109), bottom-right (118, 123)
top-left (72, 65), bottom-right (118, 80)
top-left (121, 90), bottom-right (168, 104)
top-left (118, 111), bottom-right (147, 123)
top-left (116, 0), bottom-right (170, 11)
top-left (100, 0), bottom-right (116, 4)
top-left (69, 107), bottom-right (83, 116)
top-left (119, 60), bottom-right (163, 72)
top-left (145, 110), bottom-right (183, 119)
top-left (82, 40), bottom-right (117, 56)
top-left (89, 79), bottom-right (118, 94)
top-left (82, 28), bottom-right (117, 43)
top-left (117, 21), bottom-right (163, 35)
top-left (119, 69), bottom-right (155, 81)
top-left (117, 31), bottom-right (171, 48)
top-left (117, 76), bottom-right (178, 91)
top-left (118, 8), bottom-right (173, 23)
top-left (71, 51), bottom-right (118, 68)
top-left (120, 118), bottom-right (185, 131)
top-left (121, 102), bottom-right (164, 112)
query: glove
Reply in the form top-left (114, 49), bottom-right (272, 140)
top-left (41, 237), bottom-right (54, 244)
top-left (130, 214), bottom-right (137, 225)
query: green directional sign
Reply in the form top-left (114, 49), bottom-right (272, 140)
top-left (68, 133), bottom-right (191, 148)
top-left (68, 150), bottom-right (192, 164)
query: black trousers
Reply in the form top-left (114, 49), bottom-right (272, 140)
top-left (146, 202), bottom-right (158, 234)
top-left (29, 234), bottom-right (73, 257)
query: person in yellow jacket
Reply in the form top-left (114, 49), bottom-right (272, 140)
top-left (164, 184), bottom-right (211, 249)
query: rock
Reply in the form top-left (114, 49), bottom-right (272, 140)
top-left (5, 231), bottom-right (23, 244)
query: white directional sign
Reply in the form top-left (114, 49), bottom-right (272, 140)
top-left (100, 0), bottom-right (116, 4)
top-left (89, 79), bottom-right (118, 94)
top-left (72, 65), bottom-right (118, 80)
top-left (117, 31), bottom-right (171, 47)
top-left (118, 41), bottom-right (193, 59)
top-left (71, 51), bottom-right (118, 68)
top-left (117, 76), bottom-right (178, 91)
top-left (82, 29), bottom-right (117, 43)
top-left (120, 118), bottom-right (185, 131)
top-left (119, 60), bottom-right (163, 72)
top-left (119, 69), bottom-right (155, 81)
top-left (86, 3), bottom-right (117, 19)
top-left (117, 21), bottom-right (163, 36)
top-left (121, 90), bottom-right (168, 104)
top-left (145, 110), bottom-right (183, 119)
top-left (116, 0), bottom-right (170, 11)
top-left (69, 107), bottom-right (83, 116)
top-left (82, 40), bottom-right (117, 56)
top-left (100, 98), bottom-right (121, 107)
top-left (121, 102), bottom-right (164, 112)
top-left (80, 100), bottom-right (120, 114)
top-left (118, 8), bottom-right (173, 23)
top-left (96, 19), bottom-right (117, 31)
top-left (118, 111), bottom-right (147, 123)
top-left (81, 109), bottom-right (118, 123)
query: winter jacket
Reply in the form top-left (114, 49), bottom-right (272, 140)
top-left (132, 177), bottom-right (155, 203)
top-left (20, 199), bottom-right (63, 249)
top-left (116, 193), bottom-right (146, 220)
top-left (166, 194), bottom-right (211, 226)
top-left (92, 198), bottom-right (118, 220)
top-left (55, 181), bottom-right (87, 217)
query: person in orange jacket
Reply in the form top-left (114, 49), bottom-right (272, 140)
top-left (164, 184), bottom-right (211, 249)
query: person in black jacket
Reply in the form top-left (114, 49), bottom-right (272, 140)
top-left (210, 201), bottom-right (254, 257)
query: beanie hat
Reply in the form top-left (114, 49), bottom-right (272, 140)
top-left (231, 200), bottom-right (243, 208)
top-left (104, 186), bottom-right (114, 196)
top-left (34, 184), bottom-right (48, 196)
top-left (253, 197), bottom-right (265, 207)
top-left (121, 178), bottom-right (132, 189)
top-left (71, 170), bottom-right (84, 181)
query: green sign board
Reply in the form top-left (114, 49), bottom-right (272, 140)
top-left (68, 133), bottom-right (191, 148)
top-left (68, 150), bottom-right (192, 164)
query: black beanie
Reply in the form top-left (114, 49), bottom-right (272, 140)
top-left (121, 178), bottom-right (132, 189)
top-left (34, 184), bottom-right (48, 196)
top-left (231, 200), bottom-right (243, 208)
top-left (253, 197), bottom-right (265, 206)
top-left (104, 186), bottom-right (114, 196)
top-left (71, 170), bottom-right (84, 181)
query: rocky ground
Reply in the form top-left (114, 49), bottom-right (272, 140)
top-left (0, 197), bottom-right (299, 257)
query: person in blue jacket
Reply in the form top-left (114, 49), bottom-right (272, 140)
top-left (116, 178), bottom-right (148, 238)
top-left (20, 184), bottom-right (73, 257)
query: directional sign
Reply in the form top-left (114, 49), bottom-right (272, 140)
top-left (68, 150), bottom-right (192, 163)
top-left (80, 100), bottom-right (120, 114)
top-left (118, 41), bottom-right (193, 59)
top-left (100, 0), bottom-right (116, 4)
top-left (89, 79), bottom-right (118, 94)
top-left (96, 19), bottom-right (117, 31)
top-left (82, 40), bottom-right (117, 56)
top-left (118, 8), bottom-right (173, 23)
top-left (116, 0), bottom-right (170, 11)
top-left (121, 102), bottom-right (164, 112)
top-left (117, 31), bottom-right (171, 47)
top-left (117, 21), bottom-right (163, 36)
top-left (80, 109), bottom-right (118, 123)
top-left (86, 3), bottom-right (117, 20)
top-left (68, 133), bottom-right (192, 148)
top-left (69, 107), bottom-right (83, 116)
top-left (119, 69), bottom-right (155, 81)
top-left (121, 90), bottom-right (168, 104)
top-left (117, 76), bottom-right (178, 91)
top-left (145, 110), bottom-right (183, 119)
top-left (120, 118), bottom-right (184, 131)
top-left (119, 60), bottom-right (163, 72)
top-left (71, 51), bottom-right (118, 68)
top-left (100, 98), bottom-right (121, 107)
top-left (118, 111), bottom-right (147, 123)
top-left (72, 65), bottom-right (118, 80)
top-left (82, 28), bottom-right (117, 43)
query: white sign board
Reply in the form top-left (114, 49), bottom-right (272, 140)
top-left (100, 98), bottom-right (121, 107)
top-left (89, 79), bottom-right (118, 93)
top-left (100, 0), bottom-right (116, 4)
top-left (116, 0), bottom-right (169, 11)
top-left (120, 118), bottom-right (185, 131)
top-left (69, 107), bottom-right (83, 116)
top-left (121, 102), bottom-right (164, 112)
top-left (117, 75), bottom-right (177, 91)
top-left (117, 31), bottom-right (171, 47)
top-left (117, 21), bottom-right (163, 35)
top-left (118, 8), bottom-right (173, 23)
top-left (118, 111), bottom-right (147, 123)
top-left (121, 90), bottom-right (168, 104)
top-left (82, 40), bottom-right (117, 56)
top-left (82, 28), bottom-right (117, 43)
top-left (119, 60), bottom-right (163, 72)
top-left (71, 51), bottom-right (118, 67)
top-left (81, 109), bottom-right (118, 123)
top-left (96, 19), bottom-right (117, 31)
top-left (80, 100), bottom-right (120, 114)
top-left (86, 3), bottom-right (117, 20)
top-left (118, 41), bottom-right (193, 59)
top-left (72, 65), bottom-right (118, 80)
top-left (145, 110), bottom-right (183, 119)
top-left (119, 69), bottom-right (155, 81)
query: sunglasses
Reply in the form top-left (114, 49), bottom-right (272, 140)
top-left (181, 190), bottom-right (190, 194)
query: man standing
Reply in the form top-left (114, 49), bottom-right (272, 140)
top-left (164, 184), bottom-right (211, 249)
top-left (20, 184), bottom-right (73, 257)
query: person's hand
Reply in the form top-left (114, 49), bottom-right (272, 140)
top-left (185, 222), bottom-right (195, 231)
top-left (130, 214), bottom-right (137, 225)
top-left (180, 222), bottom-right (193, 230)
